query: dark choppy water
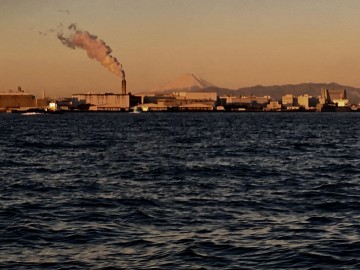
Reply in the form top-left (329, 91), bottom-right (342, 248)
top-left (1, 112), bottom-right (360, 269)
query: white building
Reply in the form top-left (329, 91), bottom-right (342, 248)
top-left (72, 93), bottom-right (130, 111)
top-left (282, 94), bottom-right (296, 107)
top-left (172, 91), bottom-right (218, 102)
top-left (297, 94), bottom-right (318, 110)
top-left (265, 100), bottom-right (282, 111)
top-left (225, 95), bottom-right (270, 105)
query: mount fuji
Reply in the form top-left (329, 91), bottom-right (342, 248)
top-left (150, 74), bottom-right (223, 94)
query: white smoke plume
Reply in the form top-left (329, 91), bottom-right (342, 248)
top-left (57, 23), bottom-right (124, 79)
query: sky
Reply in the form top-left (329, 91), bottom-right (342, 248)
top-left (1, 0), bottom-right (360, 97)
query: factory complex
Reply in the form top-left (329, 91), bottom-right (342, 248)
top-left (0, 87), bottom-right (49, 113)
top-left (0, 82), bottom-right (358, 113)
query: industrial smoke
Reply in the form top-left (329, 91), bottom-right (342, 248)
top-left (57, 24), bottom-right (125, 79)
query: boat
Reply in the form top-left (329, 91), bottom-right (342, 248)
top-left (21, 112), bottom-right (43, 116)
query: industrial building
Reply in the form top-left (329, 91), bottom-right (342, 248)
top-left (72, 93), bottom-right (131, 111)
top-left (0, 88), bottom-right (36, 112)
top-left (178, 103), bottom-right (214, 111)
top-left (137, 91), bottom-right (219, 111)
top-left (280, 93), bottom-right (318, 111)
top-left (222, 95), bottom-right (270, 111)
top-left (282, 94), bottom-right (297, 108)
top-left (72, 78), bottom-right (140, 111)
top-left (317, 88), bottom-right (350, 111)
top-left (319, 88), bottom-right (348, 105)
top-left (265, 100), bottom-right (282, 111)
top-left (297, 94), bottom-right (318, 110)
top-left (172, 91), bottom-right (217, 102)
top-left (225, 95), bottom-right (270, 105)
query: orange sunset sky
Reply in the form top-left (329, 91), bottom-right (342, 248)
top-left (1, 0), bottom-right (360, 97)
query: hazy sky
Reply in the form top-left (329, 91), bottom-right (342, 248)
top-left (1, 0), bottom-right (360, 97)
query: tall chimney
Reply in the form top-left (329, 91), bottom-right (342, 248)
top-left (121, 79), bottom-right (127, 95)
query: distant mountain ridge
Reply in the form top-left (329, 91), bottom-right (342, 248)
top-left (147, 74), bottom-right (360, 103)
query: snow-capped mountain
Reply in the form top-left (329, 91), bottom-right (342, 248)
top-left (151, 74), bottom-right (218, 93)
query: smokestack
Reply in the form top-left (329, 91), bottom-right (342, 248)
top-left (122, 79), bottom-right (126, 95)
top-left (121, 69), bottom-right (126, 95)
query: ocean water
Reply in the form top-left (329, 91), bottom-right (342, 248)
top-left (1, 112), bottom-right (360, 269)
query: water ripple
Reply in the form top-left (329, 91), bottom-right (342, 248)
top-left (1, 112), bottom-right (360, 269)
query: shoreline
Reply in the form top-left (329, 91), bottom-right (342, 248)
top-left (4, 108), bottom-right (360, 114)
